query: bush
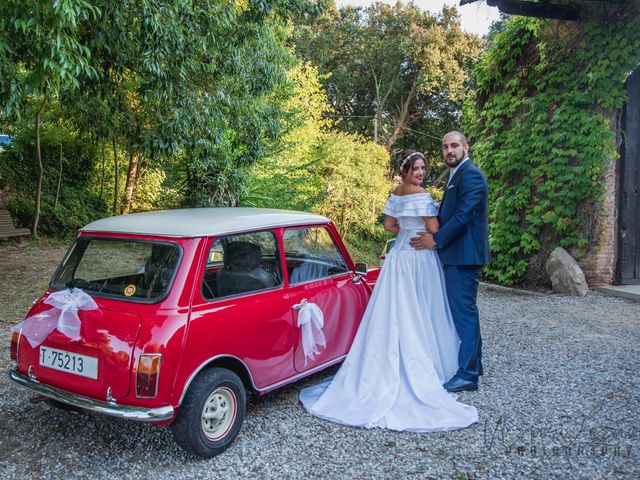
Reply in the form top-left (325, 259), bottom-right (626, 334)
top-left (344, 224), bottom-right (392, 266)
top-left (311, 132), bottom-right (392, 242)
top-left (9, 187), bottom-right (108, 238)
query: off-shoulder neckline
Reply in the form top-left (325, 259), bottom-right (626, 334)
top-left (390, 192), bottom-right (430, 198)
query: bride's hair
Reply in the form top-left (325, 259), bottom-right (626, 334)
top-left (398, 149), bottom-right (428, 178)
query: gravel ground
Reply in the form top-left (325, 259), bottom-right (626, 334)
top-left (0, 239), bottom-right (639, 479)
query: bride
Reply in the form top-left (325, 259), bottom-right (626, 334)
top-left (299, 150), bottom-right (478, 432)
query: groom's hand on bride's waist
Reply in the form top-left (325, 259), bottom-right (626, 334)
top-left (410, 232), bottom-right (437, 250)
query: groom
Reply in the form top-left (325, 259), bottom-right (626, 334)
top-left (410, 131), bottom-right (490, 392)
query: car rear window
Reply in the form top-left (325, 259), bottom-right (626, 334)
top-left (50, 237), bottom-right (180, 301)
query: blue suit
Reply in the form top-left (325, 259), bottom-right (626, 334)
top-left (434, 159), bottom-right (490, 382)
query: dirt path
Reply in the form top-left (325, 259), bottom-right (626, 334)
top-left (0, 238), bottom-right (70, 326)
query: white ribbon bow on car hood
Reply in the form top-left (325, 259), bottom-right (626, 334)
top-left (15, 288), bottom-right (98, 347)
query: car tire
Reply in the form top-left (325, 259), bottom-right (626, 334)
top-left (170, 368), bottom-right (246, 458)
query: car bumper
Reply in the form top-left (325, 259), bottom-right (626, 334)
top-left (9, 369), bottom-right (174, 422)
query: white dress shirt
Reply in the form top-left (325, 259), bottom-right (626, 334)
top-left (447, 157), bottom-right (470, 186)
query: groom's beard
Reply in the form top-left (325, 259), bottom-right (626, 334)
top-left (445, 152), bottom-right (465, 168)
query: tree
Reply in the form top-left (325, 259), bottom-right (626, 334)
top-left (313, 132), bottom-right (391, 240)
top-left (0, 0), bottom-right (99, 236)
top-left (1, 0), bottom-right (323, 233)
top-left (65, 0), bottom-right (322, 211)
top-left (251, 62), bottom-right (392, 238)
top-left (0, 99), bottom-right (110, 237)
top-left (294, 2), bottom-right (482, 167)
top-left (250, 62), bottom-right (334, 211)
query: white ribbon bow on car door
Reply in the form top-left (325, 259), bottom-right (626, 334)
top-left (296, 302), bottom-right (326, 364)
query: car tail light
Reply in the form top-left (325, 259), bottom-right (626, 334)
top-left (10, 330), bottom-right (19, 361)
top-left (136, 354), bottom-right (162, 398)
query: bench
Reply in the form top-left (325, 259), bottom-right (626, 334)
top-left (0, 209), bottom-right (30, 238)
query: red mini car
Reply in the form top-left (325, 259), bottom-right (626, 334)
top-left (9, 208), bottom-right (377, 457)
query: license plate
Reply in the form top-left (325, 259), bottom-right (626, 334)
top-left (39, 346), bottom-right (98, 380)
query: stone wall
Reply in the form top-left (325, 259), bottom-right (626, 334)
top-left (579, 150), bottom-right (618, 286)
top-left (578, 111), bottom-right (625, 286)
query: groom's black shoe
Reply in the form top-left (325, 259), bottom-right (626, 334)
top-left (443, 376), bottom-right (478, 393)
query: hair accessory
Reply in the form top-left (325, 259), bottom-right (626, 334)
top-left (400, 151), bottom-right (424, 171)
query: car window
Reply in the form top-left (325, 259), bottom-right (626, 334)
top-left (283, 227), bottom-right (349, 285)
top-left (202, 230), bottom-right (282, 300)
top-left (50, 238), bottom-right (180, 301)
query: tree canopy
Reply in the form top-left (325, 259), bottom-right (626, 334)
top-left (293, 1), bottom-right (482, 168)
top-left (0, 0), bottom-right (322, 236)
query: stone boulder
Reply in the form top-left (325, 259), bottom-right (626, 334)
top-left (545, 247), bottom-right (589, 296)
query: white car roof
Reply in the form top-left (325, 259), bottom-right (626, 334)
top-left (80, 208), bottom-right (331, 238)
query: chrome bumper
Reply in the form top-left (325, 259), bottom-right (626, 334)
top-left (9, 369), bottom-right (174, 422)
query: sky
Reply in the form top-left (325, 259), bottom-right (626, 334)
top-left (333, 1), bottom-right (501, 36)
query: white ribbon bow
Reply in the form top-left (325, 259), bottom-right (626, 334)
top-left (15, 288), bottom-right (98, 348)
top-left (296, 301), bottom-right (326, 364)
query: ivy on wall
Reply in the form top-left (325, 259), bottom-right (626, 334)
top-left (466, 8), bottom-right (640, 284)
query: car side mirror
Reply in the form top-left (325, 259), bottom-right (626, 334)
top-left (354, 262), bottom-right (367, 275)
top-left (352, 262), bottom-right (367, 283)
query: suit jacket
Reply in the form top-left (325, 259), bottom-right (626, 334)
top-left (434, 160), bottom-right (490, 266)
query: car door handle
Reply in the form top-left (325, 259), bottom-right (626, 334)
top-left (292, 299), bottom-right (308, 310)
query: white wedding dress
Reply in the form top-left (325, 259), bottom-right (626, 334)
top-left (299, 193), bottom-right (478, 432)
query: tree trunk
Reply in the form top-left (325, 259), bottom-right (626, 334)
top-left (32, 96), bottom-right (47, 238)
top-left (122, 150), bottom-right (140, 215)
top-left (112, 136), bottom-right (119, 215)
top-left (99, 141), bottom-right (106, 202)
top-left (372, 70), bottom-right (398, 145)
top-left (54, 144), bottom-right (62, 208)
top-left (385, 78), bottom-right (417, 153)
top-left (131, 157), bottom-right (147, 209)
top-left (373, 71), bottom-right (380, 143)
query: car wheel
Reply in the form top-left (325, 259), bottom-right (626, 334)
top-left (170, 368), bottom-right (246, 457)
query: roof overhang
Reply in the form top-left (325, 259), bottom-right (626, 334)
top-left (460, 0), bottom-right (581, 21)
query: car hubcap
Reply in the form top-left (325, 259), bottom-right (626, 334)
top-left (201, 386), bottom-right (237, 441)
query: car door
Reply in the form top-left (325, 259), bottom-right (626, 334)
top-left (283, 225), bottom-right (370, 373)
top-left (187, 230), bottom-right (296, 390)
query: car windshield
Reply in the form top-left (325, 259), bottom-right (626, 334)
top-left (50, 237), bottom-right (180, 301)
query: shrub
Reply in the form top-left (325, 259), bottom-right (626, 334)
top-left (10, 187), bottom-right (108, 238)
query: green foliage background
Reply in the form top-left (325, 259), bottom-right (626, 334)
top-left (0, 0), bottom-right (322, 236)
top-left (250, 63), bottom-right (393, 264)
top-left (466, 11), bottom-right (640, 284)
top-left (4, 1), bottom-right (639, 277)
top-left (0, 107), bottom-right (107, 236)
